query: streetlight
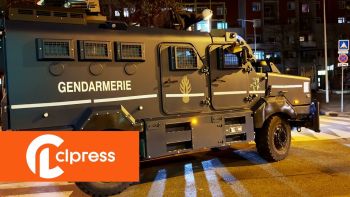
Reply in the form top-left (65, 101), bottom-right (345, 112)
top-left (237, 19), bottom-right (258, 54)
top-left (323, 0), bottom-right (329, 103)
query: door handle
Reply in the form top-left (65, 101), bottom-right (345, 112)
top-left (164, 78), bottom-right (178, 84)
top-left (213, 78), bottom-right (226, 83)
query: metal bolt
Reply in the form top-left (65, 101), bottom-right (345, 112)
top-left (138, 106), bottom-right (143, 110)
top-left (43, 112), bottom-right (49, 118)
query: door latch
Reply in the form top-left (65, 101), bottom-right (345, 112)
top-left (201, 66), bottom-right (209, 75)
top-left (244, 94), bottom-right (257, 102)
top-left (201, 97), bottom-right (211, 106)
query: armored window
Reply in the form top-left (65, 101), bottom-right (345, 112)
top-left (169, 46), bottom-right (198, 70)
top-left (217, 47), bottom-right (241, 69)
top-left (115, 42), bottom-right (145, 61)
top-left (36, 39), bottom-right (74, 60)
top-left (79, 41), bottom-right (112, 60)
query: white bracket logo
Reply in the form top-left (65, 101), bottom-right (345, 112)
top-left (26, 134), bottom-right (64, 179)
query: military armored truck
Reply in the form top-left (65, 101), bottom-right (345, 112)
top-left (0, 2), bottom-right (319, 196)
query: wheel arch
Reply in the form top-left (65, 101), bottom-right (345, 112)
top-left (253, 96), bottom-right (296, 129)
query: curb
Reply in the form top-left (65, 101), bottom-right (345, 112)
top-left (320, 110), bottom-right (350, 117)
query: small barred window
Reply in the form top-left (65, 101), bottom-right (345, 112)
top-left (116, 42), bottom-right (145, 61)
top-left (36, 39), bottom-right (74, 60)
top-left (175, 47), bottom-right (197, 69)
top-left (79, 41), bottom-right (112, 60)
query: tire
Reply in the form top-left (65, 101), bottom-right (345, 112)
top-left (255, 115), bottom-right (291, 162)
top-left (75, 182), bottom-right (130, 197)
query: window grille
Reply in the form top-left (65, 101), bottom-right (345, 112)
top-left (115, 42), bottom-right (145, 61)
top-left (169, 46), bottom-right (198, 70)
top-left (79, 41), bottom-right (112, 60)
top-left (217, 47), bottom-right (241, 69)
top-left (36, 39), bottom-right (74, 60)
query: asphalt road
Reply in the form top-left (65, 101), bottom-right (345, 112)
top-left (1, 115), bottom-right (350, 197)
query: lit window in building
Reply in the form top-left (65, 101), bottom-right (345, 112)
top-left (217, 22), bottom-right (228, 29)
top-left (217, 7), bottom-right (224, 16)
top-left (123, 8), bottom-right (129, 17)
top-left (196, 21), bottom-right (210, 32)
top-left (299, 36), bottom-right (305, 42)
top-left (302, 4), bottom-right (310, 13)
top-left (252, 2), bottom-right (261, 12)
top-left (254, 51), bottom-right (265, 60)
top-left (183, 7), bottom-right (194, 12)
top-left (338, 17), bottom-right (346, 23)
top-left (287, 1), bottom-right (296, 10)
top-left (338, 0), bottom-right (346, 9)
top-left (115, 11), bottom-right (120, 17)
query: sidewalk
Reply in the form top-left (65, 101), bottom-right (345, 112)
top-left (315, 92), bottom-right (350, 117)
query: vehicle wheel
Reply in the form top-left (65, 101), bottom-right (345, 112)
top-left (75, 182), bottom-right (130, 197)
top-left (255, 115), bottom-right (291, 162)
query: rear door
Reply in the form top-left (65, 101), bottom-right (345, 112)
top-left (209, 45), bottom-right (249, 110)
top-left (159, 43), bottom-right (208, 115)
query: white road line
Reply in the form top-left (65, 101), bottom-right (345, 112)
top-left (165, 93), bottom-right (205, 98)
top-left (210, 158), bottom-right (251, 197)
top-left (234, 150), bottom-right (307, 197)
top-left (322, 116), bottom-right (350, 122)
top-left (184, 163), bottom-right (196, 197)
top-left (147, 169), bottom-right (167, 197)
top-left (94, 94), bottom-right (157, 103)
top-left (202, 160), bottom-right (224, 197)
top-left (213, 91), bottom-right (247, 96)
top-left (271, 85), bottom-right (302, 89)
top-left (329, 128), bottom-right (350, 138)
top-left (11, 99), bottom-right (91, 109)
top-left (319, 118), bottom-right (350, 126)
top-left (0, 182), bottom-right (73, 189)
top-left (4, 191), bottom-right (73, 197)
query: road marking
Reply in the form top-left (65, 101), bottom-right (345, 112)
top-left (213, 91), bottom-right (247, 96)
top-left (210, 158), bottom-right (251, 197)
top-left (11, 99), bottom-right (91, 109)
top-left (323, 116), bottom-right (350, 122)
top-left (234, 150), bottom-right (307, 197)
top-left (0, 182), bottom-right (72, 189)
top-left (202, 160), bottom-right (224, 197)
top-left (319, 118), bottom-right (350, 125)
top-left (147, 169), bottom-right (167, 197)
top-left (4, 191), bottom-right (73, 197)
top-left (165, 93), bottom-right (205, 98)
top-left (94, 94), bottom-right (158, 103)
top-left (328, 128), bottom-right (350, 138)
top-left (184, 163), bottom-right (196, 197)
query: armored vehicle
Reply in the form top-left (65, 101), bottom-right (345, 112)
top-left (0, 1), bottom-right (319, 196)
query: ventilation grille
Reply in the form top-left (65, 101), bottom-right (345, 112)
top-left (37, 39), bottom-right (74, 60)
top-left (116, 42), bottom-right (145, 61)
top-left (79, 41), bottom-right (112, 60)
top-left (36, 10), bottom-right (51, 16)
top-left (169, 46), bottom-right (198, 70)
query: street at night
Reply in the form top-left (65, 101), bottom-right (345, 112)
top-left (1, 115), bottom-right (350, 197)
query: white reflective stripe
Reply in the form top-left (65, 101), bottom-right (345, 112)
top-left (213, 91), bottom-right (247, 95)
top-left (94, 94), bottom-right (157, 103)
top-left (249, 90), bottom-right (265, 94)
top-left (5, 191), bottom-right (73, 197)
top-left (147, 169), bottom-right (167, 197)
top-left (11, 100), bottom-right (91, 109)
top-left (268, 73), bottom-right (310, 81)
top-left (271, 85), bottom-right (303, 89)
top-left (166, 93), bottom-right (205, 98)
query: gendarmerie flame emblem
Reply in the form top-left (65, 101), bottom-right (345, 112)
top-left (180, 76), bottom-right (192, 103)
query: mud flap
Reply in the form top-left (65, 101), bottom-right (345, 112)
top-left (306, 100), bottom-right (320, 133)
